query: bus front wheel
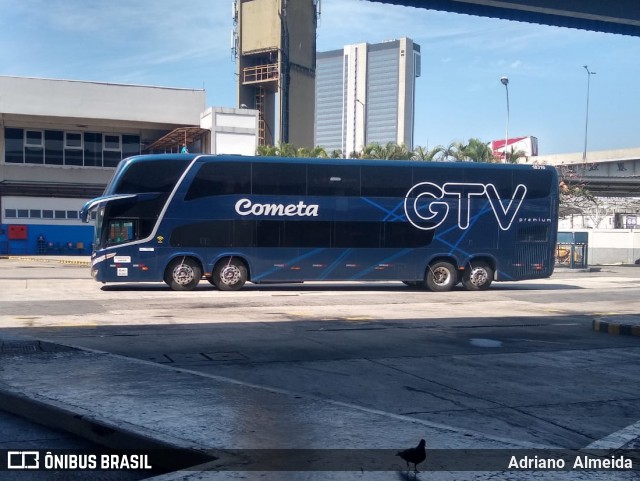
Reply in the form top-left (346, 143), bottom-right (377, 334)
top-left (165, 257), bottom-right (202, 291)
top-left (212, 258), bottom-right (247, 291)
top-left (425, 261), bottom-right (456, 292)
top-left (462, 262), bottom-right (494, 291)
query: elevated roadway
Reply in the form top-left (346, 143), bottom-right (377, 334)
top-left (525, 147), bottom-right (640, 197)
top-left (370, 0), bottom-right (640, 37)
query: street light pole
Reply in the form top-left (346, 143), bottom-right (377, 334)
top-left (583, 65), bottom-right (596, 162)
top-left (500, 76), bottom-right (509, 163)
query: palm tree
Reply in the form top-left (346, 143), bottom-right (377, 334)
top-left (310, 146), bottom-right (329, 158)
top-left (295, 147), bottom-right (313, 158)
top-left (359, 142), bottom-right (414, 160)
top-left (461, 138), bottom-right (497, 163)
top-left (360, 143), bottom-right (383, 159)
top-left (256, 144), bottom-right (278, 156)
top-left (504, 147), bottom-right (527, 164)
top-left (437, 141), bottom-right (465, 162)
top-left (411, 146), bottom-right (433, 161)
top-left (276, 142), bottom-right (296, 157)
top-left (386, 142), bottom-right (412, 160)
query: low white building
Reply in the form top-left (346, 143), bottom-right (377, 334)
top-left (0, 76), bottom-right (258, 255)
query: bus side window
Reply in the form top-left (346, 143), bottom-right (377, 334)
top-left (185, 162), bottom-right (251, 200)
top-left (308, 164), bottom-right (360, 196)
top-left (252, 163), bottom-right (306, 196)
top-left (361, 167), bottom-right (412, 197)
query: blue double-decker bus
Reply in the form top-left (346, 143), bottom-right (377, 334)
top-left (81, 154), bottom-right (558, 292)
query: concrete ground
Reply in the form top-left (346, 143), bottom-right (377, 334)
top-left (0, 256), bottom-right (638, 480)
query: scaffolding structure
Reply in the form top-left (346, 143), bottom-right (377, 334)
top-left (242, 64), bottom-right (279, 84)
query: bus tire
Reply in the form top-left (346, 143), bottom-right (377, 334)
top-left (212, 258), bottom-right (247, 291)
top-left (462, 262), bottom-right (494, 291)
top-left (425, 261), bottom-right (456, 292)
top-left (164, 257), bottom-right (202, 291)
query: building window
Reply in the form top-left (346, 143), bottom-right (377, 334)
top-left (5, 209), bottom-right (17, 218)
top-left (30, 210), bottom-right (42, 218)
top-left (4, 127), bottom-right (138, 168)
top-left (65, 132), bottom-right (83, 149)
top-left (84, 132), bottom-right (103, 167)
top-left (25, 130), bottom-right (44, 147)
top-left (42, 210), bottom-right (54, 219)
top-left (54, 210), bottom-right (67, 219)
top-left (64, 131), bottom-right (84, 166)
top-left (103, 134), bottom-right (122, 167)
top-left (122, 134), bottom-right (141, 159)
top-left (24, 130), bottom-right (44, 164)
top-left (104, 134), bottom-right (122, 151)
top-left (5, 128), bottom-right (24, 163)
top-left (45, 130), bottom-right (64, 165)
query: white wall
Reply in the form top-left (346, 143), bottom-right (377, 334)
top-left (2, 196), bottom-right (89, 225)
top-left (0, 76), bottom-right (206, 125)
top-left (201, 107), bottom-right (258, 156)
top-left (561, 229), bottom-right (640, 265)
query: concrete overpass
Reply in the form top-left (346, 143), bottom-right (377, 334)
top-left (523, 147), bottom-right (640, 197)
top-left (370, 1), bottom-right (640, 37)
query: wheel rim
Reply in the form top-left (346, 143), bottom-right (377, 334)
top-left (432, 267), bottom-right (452, 286)
top-left (173, 265), bottom-right (195, 285)
top-left (220, 265), bottom-right (241, 286)
top-left (469, 267), bottom-right (488, 287)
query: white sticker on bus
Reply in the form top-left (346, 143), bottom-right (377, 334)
top-left (117, 268), bottom-right (129, 277)
top-left (114, 256), bottom-right (131, 263)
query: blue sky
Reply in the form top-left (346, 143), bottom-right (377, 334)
top-left (1, 0), bottom-right (639, 155)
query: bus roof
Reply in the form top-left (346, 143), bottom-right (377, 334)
top-left (179, 153), bottom-right (553, 173)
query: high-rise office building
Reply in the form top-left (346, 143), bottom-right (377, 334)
top-left (315, 37), bottom-right (421, 155)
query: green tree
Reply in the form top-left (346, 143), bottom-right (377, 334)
top-left (310, 146), bottom-right (329, 158)
top-left (360, 142), bottom-right (384, 159)
top-left (460, 138), bottom-right (497, 163)
top-left (411, 145), bottom-right (431, 161)
top-left (295, 147), bottom-right (313, 158)
top-left (359, 142), bottom-right (413, 160)
top-left (436, 141), bottom-right (465, 162)
top-left (276, 142), bottom-right (296, 157)
top-left (386, 142), bottom-right (413, 160)
top-left (504, 147), bottom-right (527, 164)
top-left (256, 144), bottom-right (278, 156)
top-left (257, 143), bottom-right (328, 158)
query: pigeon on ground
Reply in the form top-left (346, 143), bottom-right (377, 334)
top-left (396, 439), bottom-right (426, 472)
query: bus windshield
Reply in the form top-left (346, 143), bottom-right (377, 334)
top-left (84, 155), bottom-right (194, 246)
top-left (93, 193), bottom-right (167, 249)
top-left (105, 157), bottom-right (192, 195)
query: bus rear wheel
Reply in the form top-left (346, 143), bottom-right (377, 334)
top-left (425, 261), bottom-right (456, 292)
top-left (165, 257), bottom-right (202, 291)
top-left (212, 258), bottom-right (247, 291)
top-left (462, 262), bottom-right (494, 291)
